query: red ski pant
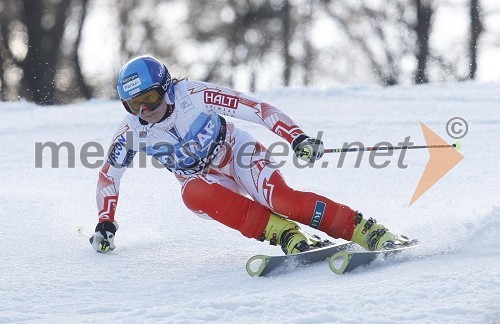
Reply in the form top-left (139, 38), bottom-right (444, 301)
top-left (180, 126), bottom-right (357, 241)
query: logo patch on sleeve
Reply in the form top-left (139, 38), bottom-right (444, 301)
top-left (310, 201), bottom-right (326, 229)
top-left (204, 91), bottom-right (239, 109)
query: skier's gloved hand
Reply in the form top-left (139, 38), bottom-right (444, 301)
top-left (292, 134), bottom-right (325, 163)
top-left (89, 221), bottom-right (119, 253)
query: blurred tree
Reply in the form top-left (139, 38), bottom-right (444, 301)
top-left (119, 0), bottom-right (135, 63)
top-left (185, 0), bottom-right (281, 88)
top-left (21, 0), bottom-right (72, 104)
top-left (55, 0), bottom-right (93, 103)
top-left (183, 0), bottom-right (313, 90)
top-left (468, 0), bottom-right (482, 79)
top-left (300, 0), bottom-right (314, 86)
top-left (0, 1), bottom-right (13, 101)
top-left (0, 0), bottom-right (92, 104)
top-left (413, 0), bottom-right (432, 84)
top-left (70, 0), bottom-right (93, 99)
top-left (0, 1), bottom-right (27, 101)
top-left (119, 0), bottom-right (162, 61)
top-left (282, 0), bottom-right (292, 86)
top-left (320, 0), bottom-right (439, 86)
top-left (116, 0), bottom-right (184, 93)
top-left (321, 1), bottom-right (412, 86)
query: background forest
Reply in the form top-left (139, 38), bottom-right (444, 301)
top-left (0, 0), bottom-right (499, 105)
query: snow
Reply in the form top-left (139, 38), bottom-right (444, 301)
top-left (1, 82), bottom-right (500, 323)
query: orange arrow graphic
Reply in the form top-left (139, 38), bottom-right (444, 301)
top-left (409, 122), bottom-right (464, 206)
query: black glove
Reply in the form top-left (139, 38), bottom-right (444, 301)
top-left (89, 221), bottom-right (119, 253)
top-left (292, 134), bottom-right (325, 163)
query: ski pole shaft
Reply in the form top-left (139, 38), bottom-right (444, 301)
top-left (324, 141), bottom-right (461, 154)
top-left (76, 226), bottom-right (91, 239)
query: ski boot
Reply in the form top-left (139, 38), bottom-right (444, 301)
top-left (259, 213), bottom-right (331, 255)
top-left (350, 212), bottom-right (415, 251)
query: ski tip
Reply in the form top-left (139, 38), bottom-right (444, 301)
top-left (246, 255), bottom-right (270, 277)
top-left (329, 251), bottom-right (352, 275)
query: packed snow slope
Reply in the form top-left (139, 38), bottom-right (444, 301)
top-left (1, 82), bottom-right (499, 323)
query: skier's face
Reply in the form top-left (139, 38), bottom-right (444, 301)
top-left (139, 99), bottom-right (168, 124)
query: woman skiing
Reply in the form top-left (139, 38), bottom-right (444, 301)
top-left (90, 55), bottom-right (412, 254)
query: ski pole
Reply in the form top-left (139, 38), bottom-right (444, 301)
top-left (324, 140), bottom-right (461, 154)
top-left (76, 225), bottom-right (91, 239)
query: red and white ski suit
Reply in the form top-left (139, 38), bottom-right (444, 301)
top-left (97, 80), bottom-right (357, 241)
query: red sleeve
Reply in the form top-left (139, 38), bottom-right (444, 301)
top-left (96, 117), bottom-right (137, 223)
top-left (97, 162), bottom-right (119, 222)
top-left (257, 102), bottom-right (305, 144)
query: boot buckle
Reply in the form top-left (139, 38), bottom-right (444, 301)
top-left (269, 233), bottom-right (278, 246)
top-left (362, 217), bottom-right (376, 234)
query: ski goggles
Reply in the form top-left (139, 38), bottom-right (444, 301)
top-left (122, 87), bottom-right (165, 115)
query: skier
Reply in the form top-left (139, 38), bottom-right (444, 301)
top-left (90, 55), bottom-right (412, 254)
